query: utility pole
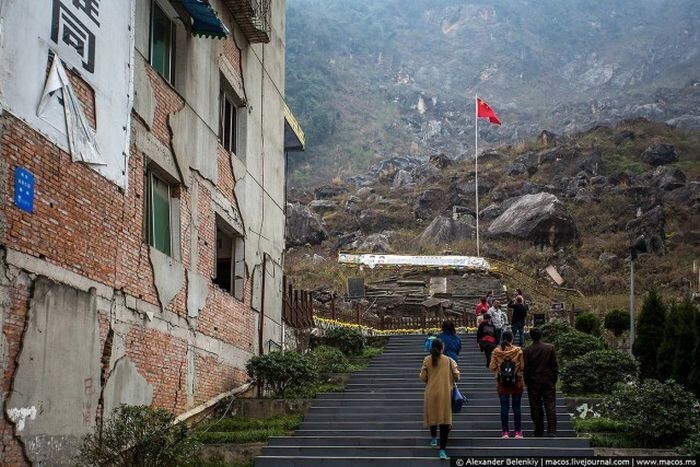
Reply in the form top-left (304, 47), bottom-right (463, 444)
top-left (474, 93), bottom-right (480, 257)
top-left (629, 247), bottom-right (636, 352)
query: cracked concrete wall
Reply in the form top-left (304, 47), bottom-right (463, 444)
top-left (103, 357), bottom-right (154, 416)
top-left (187, 270), bottom-right (209, 319)
top-left (170, 104), bottom-right (219, 186)
top-left (6, 277), bottom-right (101, 465)
top-left (149, 247), bottom-right (186, 310)
top-left (133, 54), bottom-right (156, 129)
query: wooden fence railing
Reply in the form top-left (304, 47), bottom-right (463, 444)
top-left (284, 278), bottom-right (549, 331)
top-left (282, 277), bottom-right (314, 328)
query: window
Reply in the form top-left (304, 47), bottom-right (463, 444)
top-left (145, 171), bottom-right (173, 256)
top-left (214, 215), bottom-right (245, 300)
top-left (219, 90), bottom-right (239, 154)
top-left (150, 0), bottom-right (175, 83)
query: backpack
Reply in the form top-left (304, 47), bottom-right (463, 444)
top-left (498, 359), bottom-right (517, 387)
top-left (479, 323), bottom-right (496, 344)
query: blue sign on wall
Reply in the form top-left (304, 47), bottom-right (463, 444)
top-left (14, 167), bottom-right (35, 214)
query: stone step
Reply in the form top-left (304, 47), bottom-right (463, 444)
top-left (292, 429), bottom-right (578, 438)
top-left (260, 446), bottom-right (593, 457)
top-left (311, 397), bottom-right (571, 406)
top-left (315, 392), bottom-right (560, 400)
top-left (344, 382), bottom-right (498, 389)
top-left (301, 413), bottom-right (573, 425)
top-left (298, 421), bottom-right (573, 430)
top-left (268, 436), bottom-right (590, 448)
top-left (254, 457), bottom-right (506, 467)
top-left (306, 406), bottom-right (570, 414)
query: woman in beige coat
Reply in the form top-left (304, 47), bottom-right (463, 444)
top-left (420, 338), bottom-right (460, 460)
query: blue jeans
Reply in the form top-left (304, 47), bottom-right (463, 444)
top-left (512, 324), bottom-right (525, 347)
top-left (499, 393), bottom-right (522, 433)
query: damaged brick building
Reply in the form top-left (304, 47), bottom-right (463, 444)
top-left (0, 0), bottom-right (303, 463)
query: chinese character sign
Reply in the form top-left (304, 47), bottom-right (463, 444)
top-left (14, 167), bottom-right (35, 214)
top-left (0, 0), bottom-right (135, 188)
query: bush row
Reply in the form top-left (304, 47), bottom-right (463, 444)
top-left (247, 327), bottom-right (371, 396)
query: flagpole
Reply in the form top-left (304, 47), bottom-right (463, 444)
top-left (474, 94), bottom-right (480, 257)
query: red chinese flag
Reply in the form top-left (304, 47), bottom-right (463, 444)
top-left (477, 98), bottom-right (501, 125)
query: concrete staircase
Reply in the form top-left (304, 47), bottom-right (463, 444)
top-left (255, 334), bottom-right (593, 466)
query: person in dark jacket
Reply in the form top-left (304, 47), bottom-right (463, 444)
top-left (523, 327), bottom-right (559, 437)
top-left (437, 321), bottom-right (461, 363)
top-left (477, 313), bottom-right (498, 367)
top-left (507, 296), bottom-right (529, 347)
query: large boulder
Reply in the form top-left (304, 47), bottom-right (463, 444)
top-left (286, 203), bottom-right (328, 246)
top-left (663, 181), bottom-right (700, 210)
top-left (333, 231), bottom-right (393, 253)
top-left (314, 184), bottom-right (346, 200)
top-left (625, 206), bottom-right (665, 255)
top-left (429, 153), bottom-right (452, 169)
top-left (651, 166), bottom-right (686, 191)
top-left (369, 157), bottom-right (421, 180)
top-left (392, 169), bottom-right (413, 188)
top-left (411, 163), bottom-right (441, 184)
top-left (417, 215), bottom-right (475, 245)
top-left (487, 193), bottom-right (579, 247)
top-left (308, 199), bottom-right (337, 214)
top-left (640, 143), bottom-right (679, 166)
top-left (413, 187), bottom-right (448, 219)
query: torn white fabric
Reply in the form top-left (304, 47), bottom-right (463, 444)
top-left (37, 57), bottom-right (105, 165)
top-left (338, 253), bottom-right (491, 270)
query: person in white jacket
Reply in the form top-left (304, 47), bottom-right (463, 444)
top-left (488, 300), bottom-right (509, 343)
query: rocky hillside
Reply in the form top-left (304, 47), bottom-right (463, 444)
top-left (285, 119), bottom-right (700, 309)
top-left (286, 0), bottom-right (700, 184)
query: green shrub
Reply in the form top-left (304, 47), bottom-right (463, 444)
top-left (246, 351), bottom-right (318, 395)
top-left (604, 310), bottom-right (630, 337)
top-left (561, 350), bottom-right (638, 395)
top-left (669, 301), bottom-right (699, 387)
top-left (310, 345), bottom-right (350, 374)
top-left (656, 303), bottom-right (689, 382)
top-left (77, 405), bottom-right (197, 467)
top-left (603, 379), bottom-right (700, 446)
top-left (633, 290), bottom-right (667, 380)
top-left (681, 430), bottom-right (700, 456)
top-left (575, 312), bottom-right (601, 336)
top-left (323, 327), bottom-right (366, 355)
top-left (540, 320), bottom-right (572, 344)
top-left (690, 309), bottom-right (700, 397)
top-left (200, 415), bottom-right (303, 433)
top-left (281, 382), bottom-right (345, 399)
top-left (572, 417), bottom-right (626, 433)
top-left (556, 330), bottom-right (606, 364)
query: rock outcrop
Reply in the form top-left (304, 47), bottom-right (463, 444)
top-left (640, 143), bottom-right (679, 166)
top-left (417, 215), bottom-right (475, 245)
top-left (625, 206), bottom-right (665, 255)
top-left (487, 193), bottom-right (579, 247)
top-left (286, 203), bottom-right (328, 246)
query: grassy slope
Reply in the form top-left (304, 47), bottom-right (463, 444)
top-left (286, 119), bottom-right (700, 313)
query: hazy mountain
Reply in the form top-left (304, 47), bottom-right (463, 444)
top-left (285, 0), bottom-right (700, 184)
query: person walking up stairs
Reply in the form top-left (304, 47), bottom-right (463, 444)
top-left (255, 333), bottom-right (593, 466)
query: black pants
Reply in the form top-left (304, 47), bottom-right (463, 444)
top-left (429, 424), bottom-right (450, 449)
top-left (482, 343), bottom-right (496, 368)
top-left (527, 382), bottom-right (557, 436)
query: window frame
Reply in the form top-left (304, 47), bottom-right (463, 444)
top-left (149, 0), bottom-right (176, 84)
top-left (213, 214), bottom-right (245, 301)
top-left (219, 91), bottom-right (238, 154)
top-left (145, 170), bottom-right (174, 257)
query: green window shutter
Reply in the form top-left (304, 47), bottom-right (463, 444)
top-left (150, 174), bottom-right (171, 256)
top-left (151, 2), bottom-right (172, 81)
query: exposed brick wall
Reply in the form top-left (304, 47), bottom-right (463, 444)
top-left (0, 28), bottom-right (261, 457)
top-left (194, 353), bottom-right (247, 406)
top-left (0, 277), bottom-right (32, 467)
